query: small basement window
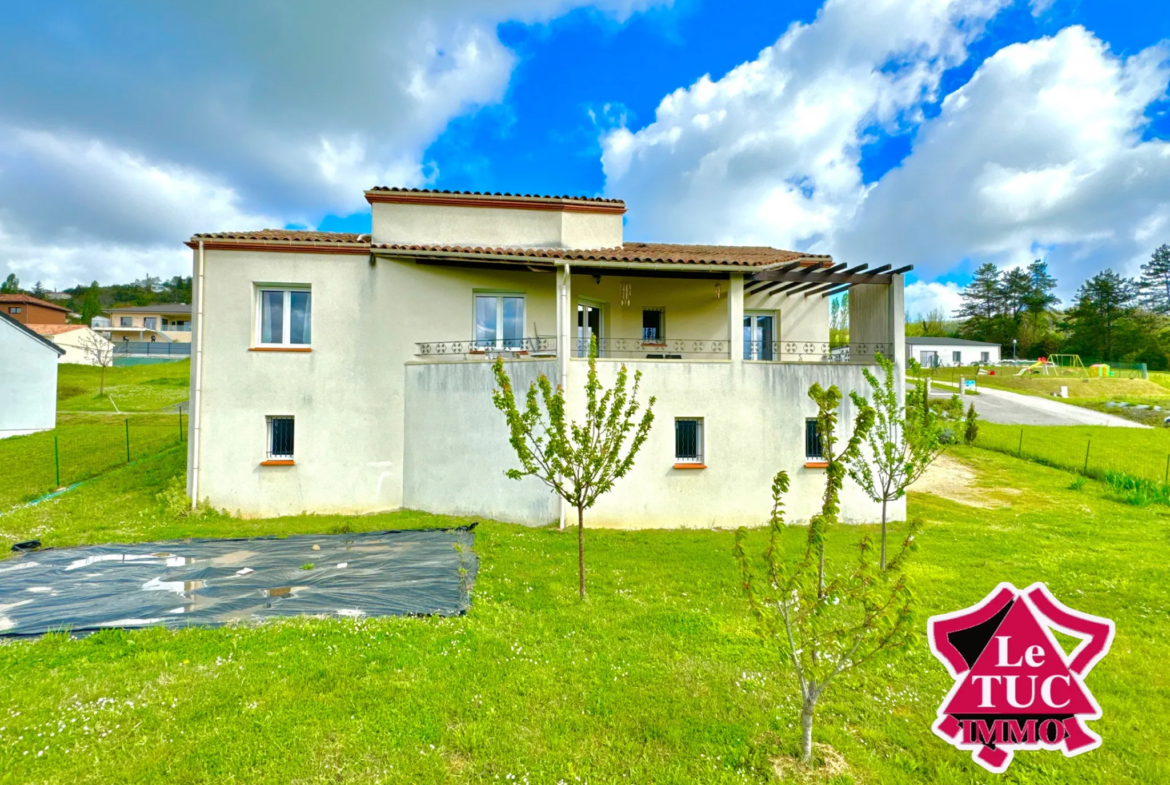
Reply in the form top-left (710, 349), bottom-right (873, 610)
top-left (805, 419), bottom-right (823, 460)
top-left (267, 416), bottom-right (295, 461)
top-left (642, 308), bottom-right (665, 342)
top-left (675, 418), bottom-right (704, 465)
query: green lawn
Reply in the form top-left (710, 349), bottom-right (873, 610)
top-left (976, 422), bottom-right (1170, 485)
top-left (912, 365), bottom-right (1166, 399)
top-left (0, 413), bottom-right (186, 511)
top-left (0, 446), bottom-right (1166, 784)
top-left (57, 360), bottom-right (191, 413)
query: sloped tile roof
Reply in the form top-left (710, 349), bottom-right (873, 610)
top-left (0, 293), bottom-right (72, 312)
top-left (371, 241), bottom-right (831, 268)
top-left (191, 230), bottom-right (369, 244)
top-left (27, 323), bottom-right (87, 336)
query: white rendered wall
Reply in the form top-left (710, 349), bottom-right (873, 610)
top-left (401, 358), bottom-right (902, 528)
top-left (371, 202), bottom-right (622, 250)
top-left (908, 342), bottom-right (1001, 365)
top-left (0, 321), bottom-right (58, 439)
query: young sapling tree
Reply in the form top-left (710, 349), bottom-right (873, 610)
top-left (78, 331), bottom-right (115, 395)
top-left (491, 336), bottom-right (655, 599)
top-left (735, 383), bottom-right (918, 766)
top-left (848, 352), bottom-right (944, 569)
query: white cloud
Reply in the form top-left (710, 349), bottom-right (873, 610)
top-left (602, 0), bottom-right (1009, 250)
top-left (904, 280), bottom-right (964, 319)
top-left (0, 0), bottom-right (663, 288)
top-left (839, 26), bottom-right (1170, 292)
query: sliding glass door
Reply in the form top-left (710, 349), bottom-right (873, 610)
top-left (577, 302), bottom-right (603, 357)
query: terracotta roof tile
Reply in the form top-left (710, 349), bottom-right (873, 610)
top-left (366, 186), bottom-right (624, 205)
top-left (0, 293), bottom-right (72, 312)
top-left (190, 229), bottom-right (369, 244)
top-left (371, 242), bottom-right (831, 268)
top-left (28, 323), bottom-right (87, 336)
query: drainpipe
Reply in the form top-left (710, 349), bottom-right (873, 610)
top-left (189, 240), bottom-right (206, 509)
top-left (556, 261), bottom-right (571, 529)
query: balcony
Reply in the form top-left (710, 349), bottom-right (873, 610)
top-left (414, 337), bottom-right (894, 363)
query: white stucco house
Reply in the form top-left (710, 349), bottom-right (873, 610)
top-left (0, 312), bottom-right (64, 439)
top-left (28, 323), bottom-right (114, 365)
top-left (906, 336), bottom-right (1001, 367)
top-left (185, 187), bottom-right (910, 528)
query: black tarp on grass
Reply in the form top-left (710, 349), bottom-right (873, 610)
top-left (0, 527), bottom-right (477, 637)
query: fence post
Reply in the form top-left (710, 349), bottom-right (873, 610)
top-left (1018, 428), bottom-right (1024, 458)
top-left (54, 433), bottom-right (60, 488)
top-left (179, 411), bottom-right (184, 443)
top-left (1164, 453), bottom-right (1168, 486)
top-left (1083, 439), bottom-right (1091, 475)
top-left (125, 418), bottom-right (131, 463)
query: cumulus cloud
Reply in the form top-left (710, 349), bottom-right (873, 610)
top-left (904, 280), bottom-right (964, 319)
top-left (838, 26), bottom-right (1170, 290)
top-left (603, 1), bottom-right (1170, 302)
top-left (602, 0), bottom-right (1009, 250)
top-left (0, 0), bottom-right (661, 288)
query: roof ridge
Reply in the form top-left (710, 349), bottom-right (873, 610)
top-left (366, 186), bottom-right (624, 204)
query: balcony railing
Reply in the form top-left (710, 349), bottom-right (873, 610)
top-left (744, 341), bottom-right (894, 363)
top-left (415, 337), bottom-right (894, 363)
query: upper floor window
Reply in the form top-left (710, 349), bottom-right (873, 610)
top-left (120, 316), bottom-right (132, 327)
top-left (144, 317), bottom-right (158, 330)
top-left (642, 308), bottom-right (665, 342)
top-left (8, 307), bottom-right (21, 314)
top-left (474, 293), bottom-right (524, 350)
top-left (257, 286), bottom-right (312, 347)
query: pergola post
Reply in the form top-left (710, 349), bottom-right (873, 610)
top-left (729, 273), bottom-right (744, 363)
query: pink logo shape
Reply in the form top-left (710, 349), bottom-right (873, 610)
top-left (928, 583), bottom-right (1114, 773)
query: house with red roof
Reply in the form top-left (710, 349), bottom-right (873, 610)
top-left (183, 187), bottom-right (908, 527)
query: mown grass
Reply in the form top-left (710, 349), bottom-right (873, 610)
top-left (57, 360), bottom-right (190, 413)
top-left (976, 422), bottom-right (1170, 487)
top-left (911, 365), bottom-right (1165, 399)
top-left (0, 413), bottom-right (186, 511)
top-left (1, 445), bottom-right (1167, 783)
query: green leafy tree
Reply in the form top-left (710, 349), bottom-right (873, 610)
top-left (734, 385), bottom-right (916, 766)
top-left (848, 353), bottom-right (943, 569)
top-left (491, 337), bottom-right (655, 599)
top-left (80, 281), bottom-right (104, 325)
top-left (0, 273), bottom-right (20, 294)
top-left (1064, 269), bottom-right (1138, 361)
top-left (1139, 244), bottom-right (1170, 314)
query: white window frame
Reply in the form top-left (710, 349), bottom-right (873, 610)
top-left (674, 417), bottom-right (704, 464)
top-left (744, 311), bottom-right (778, 361)
top-left (981, 351), bottom-right (990, 363)
top-left (9, 306), bottom-right (21, 314)
top-left (255, 285), bottom-right (312, 348)
top-left (144, 317), bottom-right (158, 330)
top-left (266, 415), bottom-right (295, 460)
top-left (472, 291), bottom-right (527, 350)
top-left (952, 350), bottom-right (962, 364)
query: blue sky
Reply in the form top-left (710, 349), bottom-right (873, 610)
top-left (2, 0), bottom-right (1170, 316)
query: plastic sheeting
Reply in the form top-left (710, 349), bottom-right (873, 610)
top-left (0, 527), bottom-right (477, 637)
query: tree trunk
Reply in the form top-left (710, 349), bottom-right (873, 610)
top-left (800, 694), bottom-right (817, 764)
top-left (577, 505), bottom-right (586, 600)
top-left (99, 363), bottom-right (106, 395)
top-left (880, 497), bottom-right (888, 570)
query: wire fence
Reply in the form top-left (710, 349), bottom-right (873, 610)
top-left (974, 424), bottom-right (1170, 503)
top-left (0, 413), bottom-right (187, 510)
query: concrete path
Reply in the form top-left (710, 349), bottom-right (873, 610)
top-left (927, 381), bottom-right (1150, 428)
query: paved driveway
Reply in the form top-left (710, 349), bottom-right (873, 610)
top-left (928, 381), bottom-right (1150, 428)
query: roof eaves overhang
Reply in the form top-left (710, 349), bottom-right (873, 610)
top-left (371, 247), bottom-right (829, 274)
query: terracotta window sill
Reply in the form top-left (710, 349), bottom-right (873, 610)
top-left (673, 462), bottom-right (706, 470)
top-left (260, 459), bottom-right (295, 466)
top-left (804, 460), bottom-right (829, 469)
top-left (249, 347), bottom-right (312, 353)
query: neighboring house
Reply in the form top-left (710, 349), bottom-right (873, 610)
top-left (0, 312), bottom-right (64, 439)
top-left (103, 303), bottom-right (193, 343)
top-left (185, 187), bottom-right (910, 528)
top-left (906, 336), bottom-right (1001, 367)
top-left (46, 292), bottom-right (72, 301)
top-left (28, 324), bottom-right (114, 365)
top-left (0, 294), bottom-right (70, 326)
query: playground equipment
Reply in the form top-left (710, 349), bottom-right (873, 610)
top-left (1017, 354), bottom-right (1088, 377)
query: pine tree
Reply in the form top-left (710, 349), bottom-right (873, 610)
top-left (957, 263), bottom-right (1003, 343)
top-left (1065, 270), bottom-right (1137, 361)
top-left (1139, 245), bottom-right (1170, 314)
top-left (1025, 260), bottom-right (1059, 313)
